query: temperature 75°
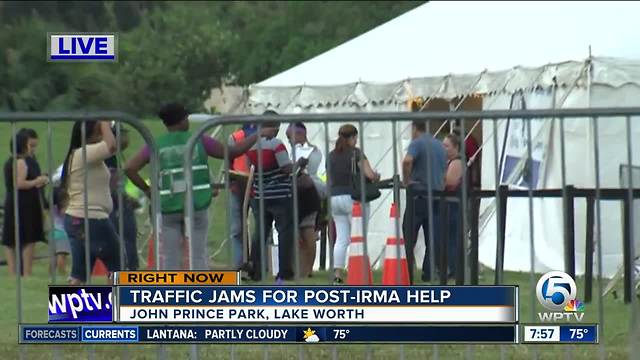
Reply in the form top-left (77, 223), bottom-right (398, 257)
top-left (333, 329), bottom-right (351, 340)
top-left (569, 328), bottom-right (588, 339)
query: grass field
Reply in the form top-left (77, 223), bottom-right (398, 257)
top-left (0, 119), bottom-right (232, 268)
top-left (0, 259), bottom-right (634, 359)
top-left (0, 119), bottom-right (635, 359)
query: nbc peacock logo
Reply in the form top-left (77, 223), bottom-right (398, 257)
top-left (564, 299), bottom-right (585, 312)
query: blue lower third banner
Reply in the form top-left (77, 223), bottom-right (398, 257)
top-left (117, 286), bottom-right (517, 323)
top-left (20, 325), bottom-right (517, 344)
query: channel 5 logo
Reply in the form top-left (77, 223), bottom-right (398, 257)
top-left (536, 271), bottom-right (585, 322)
top-left (47, 33), bottom-right (117, 62)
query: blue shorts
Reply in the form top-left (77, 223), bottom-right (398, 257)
top-left (64, 215), bottom-right (121, 282)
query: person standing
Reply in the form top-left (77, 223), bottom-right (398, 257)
top-left (105, 127), bottom-right (140, 271)
top-left (2, 129), bottom-right (49, 276)
top-left (286, 122), bottom-right (325, 278)
top-left (328, 124), bottom-right (379, 285)
top-left (61, 121), bottom-right (120, 284)
top-left (246, 112), bottom-right (295, 282)
top-left (452, 127), bottom-right (482, 275)
top-left (452, 127), bottom-right (481, 190)
top-left (401, 120), bottom-right (447, 284)
top-left (442, 133), bottom-right (464, 279)
top-left (228, 124), bottom-right (256, 271)
top-left (51, 181), bottom-right (71, 275)
top-left (125, 103), bottom-right (264, 271)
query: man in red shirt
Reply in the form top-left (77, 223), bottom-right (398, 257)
top-left (246, 112), bottom-right (295, 282)
top-left (453, 128), bottom-right (481, 189)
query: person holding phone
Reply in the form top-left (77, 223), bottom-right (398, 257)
top-left (60, 120), bottom-right (120, 284)
top-left (286, 122), bottom-right (325, 278)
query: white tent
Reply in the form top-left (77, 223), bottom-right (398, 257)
top-left (244, 1), bottom-right (640, 278)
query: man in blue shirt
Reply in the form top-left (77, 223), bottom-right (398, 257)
top-left (401, 120), bottom-right (447, 284)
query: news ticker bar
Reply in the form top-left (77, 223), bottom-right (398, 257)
top-left (522, 324), bottom-right (598, 344)
top-left (20, 325), bottom-right (518, 344)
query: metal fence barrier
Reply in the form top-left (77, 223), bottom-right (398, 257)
top-left (2, 108), bottom-right (639, 359)
top-left (0, 112), bottom-right (161, 360)
top-left (183, 107), bottom-right (640, 360)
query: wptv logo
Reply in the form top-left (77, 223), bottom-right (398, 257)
top-left (47, 33), bottom-right (117, 62)
top-left (536, 271), bottom-right (585, 322)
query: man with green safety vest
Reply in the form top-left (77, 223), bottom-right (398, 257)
top-left (125, 103), bottom-right (271, 270)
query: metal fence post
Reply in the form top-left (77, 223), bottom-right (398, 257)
top-left (495, 184), bottom-right (508, 284)
top-left (563, 185), bottom-right (576, 280)
top-left (622, 196), bottom-right (632, 303)
top-left (439, 191), bottom-right (448, 285)
top-left (469, 189), bottom-right (480, 285)
top-left (591, 115), bottom-right (606, 360)
top-left (585, 196), bottom-right (595, 303)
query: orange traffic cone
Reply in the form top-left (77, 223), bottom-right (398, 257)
top-left (382, 203), bottom-right (410, 285)
top-left (93, 259), bottom-right (108, 276)
top-left (347, 202), bottom-right (373, 285)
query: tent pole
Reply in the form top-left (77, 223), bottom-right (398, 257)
top-left (584, 49), bottom-right (606, 360)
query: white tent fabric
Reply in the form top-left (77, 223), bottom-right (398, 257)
top-left (244, 1), bottom-right (640, 278)
top-left (258, 1), bottom-right (640, 87)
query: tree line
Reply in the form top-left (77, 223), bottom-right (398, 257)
top-left (0, 1), bottom-right (421, 116)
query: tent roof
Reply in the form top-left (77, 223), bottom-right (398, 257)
top-left (257, 1), bottom-right (640, 88)
top-left (248, 57), bottom-right (640, 110)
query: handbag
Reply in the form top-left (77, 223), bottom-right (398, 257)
top-left (350, 149), bottom-right (381, 202)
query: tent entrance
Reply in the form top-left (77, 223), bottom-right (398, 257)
top-left (418, 96), bottom-right (483, 140)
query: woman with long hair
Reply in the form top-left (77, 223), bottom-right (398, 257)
top-left (2, 129), bottom-right (49, 276)
top-left (328, 124), bottom-right (379, 284)
top-left (442, 133), bottom-right (463, 278)
top-left (60, 120), bottom-right (119, 284)
top-left (444, 133), bottom-right (463, 192)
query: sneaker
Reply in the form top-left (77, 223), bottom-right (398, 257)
top-left (332, 277), bottom-right (344, 285)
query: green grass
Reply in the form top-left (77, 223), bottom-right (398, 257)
top-left (0, 120), bottom-right (635, 358)
top-left (0, 119), bottom-right (233, 269)
top-left (0, 259), bottom-right (634, 359)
